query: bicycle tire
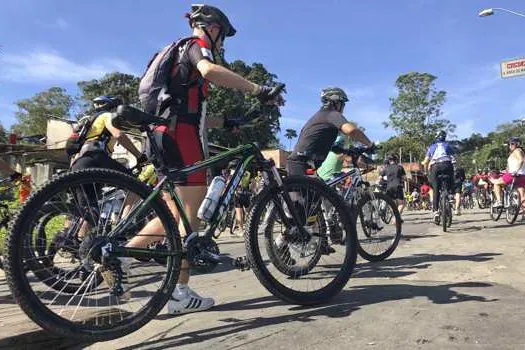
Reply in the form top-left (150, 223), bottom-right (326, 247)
top-left (356, 191), bottom-right (402, 262)
top-left (245, 176), bottom-right (357, 306)
top-left (441, 192), bottom-right (448, 232)
top-left (505, 190), bottom-right (521, 224)
top-left (489, 191), bottom-right (502, 221)
top-left (5, 169), bottom-right (181, 341)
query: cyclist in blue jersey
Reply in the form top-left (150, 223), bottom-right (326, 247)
top-left (422, 131), bottom-right (456, 220)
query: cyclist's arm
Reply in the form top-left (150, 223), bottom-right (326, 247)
top-left (197, 60), bottom-right (259, 95)
top-left (340, 123), bottom-right (372, 146)
top-left (105, 117), bottom-right (143, 159)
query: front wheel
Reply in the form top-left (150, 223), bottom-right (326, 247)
top-left (489, 191), bottom-right (502, 221)
top-left (356, 192), bottom-right (402, 262)
top-left (245, 176), bottom-right (357, 306)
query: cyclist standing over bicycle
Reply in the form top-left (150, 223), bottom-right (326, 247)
top-left (454, 167), bottom-right (466, 215)
top-left (288, 87), bottom-right (373, 176)
top-left (382, 155), bottom-right (406, 220)
top-left (489, 137), bottom-right (525, 210)
top-left (422, 130), bottom-right (456, 221)
top-left (124, 4), bottom-right (283, 315)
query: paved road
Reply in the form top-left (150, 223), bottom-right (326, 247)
top-left (1, 209), bottom-right (525, 349)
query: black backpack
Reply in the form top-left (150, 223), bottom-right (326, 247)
top-left (138, 37), bottom-right (195, 116)
top-left (64, 113), bottom-right (100, 157)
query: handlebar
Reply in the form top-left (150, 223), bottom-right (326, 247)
top-left (223, 83), bottom-right (286, 129)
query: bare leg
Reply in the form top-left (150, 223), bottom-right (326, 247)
top-left (126, 187), bottom-right (206, 285)
top-left (397, 199), bottom-right (405, 215)
top-left (235, 207), bottom-right (244, 231)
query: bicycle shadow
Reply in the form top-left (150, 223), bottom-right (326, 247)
top-left (354, 252), bottom-right (500, 279)
top-left (139, 281), bottom-right (496, 350)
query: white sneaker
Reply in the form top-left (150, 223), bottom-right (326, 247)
top-left (167, 287), bottom-right (215, 315)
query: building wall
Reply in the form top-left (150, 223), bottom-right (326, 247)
top-left (46, 119), bottom-right (74, 150)
top-left (261, 149), bottom-right (290, 169)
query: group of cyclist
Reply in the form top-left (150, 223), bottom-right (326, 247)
top-left (1, 3), bottom-right (524, 318)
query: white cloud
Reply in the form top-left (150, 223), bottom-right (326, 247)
top-left (0, 50), bottom-right (136, 83)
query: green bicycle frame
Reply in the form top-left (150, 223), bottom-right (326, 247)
top-left (107, 143), bottom-right (262, 260)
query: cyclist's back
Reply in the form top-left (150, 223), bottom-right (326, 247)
top-left (422, 131), bottom-right (455, 218)
top-left (288, 87), bottom-right (372, 177)
top-left (71, 96), bottom-right (143, 174)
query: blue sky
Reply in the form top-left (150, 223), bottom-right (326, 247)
top-left (1, 0), bottom-right (525, 145)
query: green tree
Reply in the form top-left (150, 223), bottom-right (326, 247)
top-left (207, 60), bottom-right (284, 148)
top-left (284, 128), bottom-right (297, 151)
top-left (384, 72), bottom-right (455, 161)
top-left (12, 87), bottom-right (74, 136)
top-left (0, 123), bottom-right (7, 143)
top-left (78, 72), bottom-right (140, 112)
top-left (378, 135), bottom-right (425, 163)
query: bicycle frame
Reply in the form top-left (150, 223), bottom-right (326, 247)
top-left (105, 140), bottom-right (297, 261)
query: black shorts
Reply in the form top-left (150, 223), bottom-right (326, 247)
top-left (454, 181), bottom-right (463, 194)
top-left (71, 151), bottom-right (130, 174)
top-left (286, 155), bottom-right (322, 177)
top-left (234, 190), bottom-right (250, 209)
top-left (386, 187), bottom-right (404, 200)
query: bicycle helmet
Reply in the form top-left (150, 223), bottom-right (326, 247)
top-left (93, 96), bottom-right (122, 112)
top-left (186, 4), bottom-right (236, 38)
top-left (321, 87), bottom-right (349, 105)
top-left (508, 136), bottom-right (521, 145)
top-left (435, 130), bottom-right (446, 142)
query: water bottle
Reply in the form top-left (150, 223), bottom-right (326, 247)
top-left (198, 176), bottom-right (226, 222)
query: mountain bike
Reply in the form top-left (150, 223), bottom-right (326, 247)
top-left (489, 177), bottom-right (522, 224)
top-left (434, 174), bottom-right (453, 232)
top-left (325, 146), bottom-right (402, 262)
top-left (476, 187), bottom-right (489, 209)
top-left (461, 192), bottom-right (475, 210)
top-left (5, 94), bottom-right (358, 341)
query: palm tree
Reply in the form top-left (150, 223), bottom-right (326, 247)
top-left (284, 129), bottom-right (298, 151)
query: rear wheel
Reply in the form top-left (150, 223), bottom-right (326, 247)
top-left (5, 169), bottom-right (181, 341)
top-left (505, 190), bottom-right (521, 224)
top-left (441, 191), bottom-right (448, 232)
top-left (245, 176), bottom-right (357, 305)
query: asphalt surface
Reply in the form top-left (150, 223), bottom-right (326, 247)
top-left (1, 208), bottom-right (525, 350)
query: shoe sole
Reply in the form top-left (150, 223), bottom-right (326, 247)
top-left (168, 303), bottom-right (215, 315)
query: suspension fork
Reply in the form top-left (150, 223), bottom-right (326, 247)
top-left (264, 161), bottom-right (312, 239)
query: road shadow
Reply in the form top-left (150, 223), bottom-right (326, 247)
top-left (136, 281), bottom-right (496, 350)
top-left (0, 329), bottom-right (92, 349)
top-left (401, 234), bottom-right (440, 241)
top-left (354, 252), bottom-right (500, 279)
